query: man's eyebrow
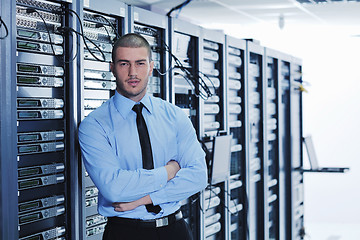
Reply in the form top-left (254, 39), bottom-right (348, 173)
top-left (116, 59), bottom-right (147, 63)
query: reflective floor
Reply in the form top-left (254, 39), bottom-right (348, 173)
top-left (305, 222), bottom-right (360, 240)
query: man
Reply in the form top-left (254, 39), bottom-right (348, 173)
top-left (78, 33), bottom-right (207, 240)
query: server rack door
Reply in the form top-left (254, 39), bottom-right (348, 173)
top-left (200, 28), bottom-right (226, 139)
top-left (129, 6), bottom-right (169, 101)
top-left (245, 40), bottom-right (265, 240)
top-left (80, 1), bottom-right (127, 239)
top-left (278, 56), bottom-right (292, 240)
top-left (169, 17), bottom-right (202, 240)
top-left (290, 58), bottom-right (304, 240)
top-left (0, 0), bottom-right (18, 239)
top-left (264, 48), bottom-right (283, 240)
top-left (15, 0), bottom-right (71, 239)
top-left (200, 27), bottom-right (227, 240)
top-left (169, 18), bottom-right (201, 132)
top-left (225, 35), bottom-right (247, 240)
top-left (67, 1), bottom-right (84, 239)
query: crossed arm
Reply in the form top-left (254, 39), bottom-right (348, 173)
top-left (112, 160), bottom-right (180, 212)
top-left (79, 108), bottom-right (208, 214)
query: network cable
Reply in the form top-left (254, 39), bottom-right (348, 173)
top-left (93, 14), bottom-right (120, 43)
top-left (22, 7), bottom-right (78, 63)
top-left (166, 0), bottom-right (193, 18)
top-left (142, 26), bottom-right (214, 99)
top-left (161, 36), bottom-right (214, 99)
top-left (0, 16), bottom-right (9, 39)
top-left (61, 8), bottom-right (107, 62)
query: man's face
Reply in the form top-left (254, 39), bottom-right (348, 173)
top-left (110, 47), bottom-right (154, 102)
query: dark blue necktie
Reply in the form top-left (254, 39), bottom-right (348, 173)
top-left (132, 103), bottom-right (161, 214)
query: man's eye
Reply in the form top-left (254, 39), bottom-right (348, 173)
top-left (137, 62), bottom-right (145, 66)
top-left (120, 63), bottom-right (129, 67)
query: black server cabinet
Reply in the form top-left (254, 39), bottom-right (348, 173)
top-left (0, 0), bottom-right (18, 239)
top-left (200, 28), bottom-right (227, 240)
top-left (169, 18), bottom-right (202, 240)
top-left (278, 55), bottom-right (304, 240)
top-left (225, 35), bottom-right (247, 240)
top-left (15, 0), bottom-right (71, 239)
top-left (264, 48), bottom-right (282, 240)
top-left (128, 6), bottom-right (169, 101)
top-left (289, 58), bottom-right (304, 240)
top-left (245, 40), bottom-right (265, 240)
top-left (279, 56), bottom-right (291, 240)
top-left (169, 18), bottom-right (200, 131)
top-left (80, 1), bottom-right (127, 240)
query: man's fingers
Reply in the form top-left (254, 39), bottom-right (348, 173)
top-left (112, 202), bottom-right (121, 207)
top-left (114, 206), bottom-right (123, 212)
top-left (112, 202), bottom-right (125, 211)
top-left (113, 202), bottom-right (135, 212)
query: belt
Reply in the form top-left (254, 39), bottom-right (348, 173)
top-left (107, 209), bottom-right (183, 228)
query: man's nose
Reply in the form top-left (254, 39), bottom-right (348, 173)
top-left (128, 63), bottom-right (137, 77)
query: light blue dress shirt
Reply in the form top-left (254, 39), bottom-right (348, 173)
top-left (78, 91), bottom-right (207, 220)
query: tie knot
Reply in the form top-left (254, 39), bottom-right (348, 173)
top-left (132, 103), bottom-right (144, 115)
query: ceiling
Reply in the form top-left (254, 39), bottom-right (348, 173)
top-left (119, 0), bottom-right (360, 29)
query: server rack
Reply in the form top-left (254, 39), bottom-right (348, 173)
top-left (279, 55), bottom-right (292, 240)
top-left (200, 28), bottom-right (226, 138)
top-left (169, 17), bottom-right (202, 240)
top-left (278, 54), bottom-right (304, 240)
top-left (264, 48), bottom-right (282, 240)
top-left (79, 1), bottom-right (127, 239)
top-left (289, 58), bottom-right (304, 240)
top-left (245, 40), bottom-right (265, 240)
top-left (128, 6), bottom-right (169, 101)
top-left (225, 35), bottom-right (247, 240)
top-left (169, 18), bottom-right (200, 130)
top-left (0, 0), bottom-right (18, 239)
top-left (14, 0), bottom-right (73, 239)
top-left (200, 28), bottom-right (228, 240)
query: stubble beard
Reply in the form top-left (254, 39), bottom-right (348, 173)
top-left (116, 77), bottom-right (148, 101)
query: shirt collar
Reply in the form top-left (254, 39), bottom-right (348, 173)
top-left (113, 91), bottom-right (153, 119)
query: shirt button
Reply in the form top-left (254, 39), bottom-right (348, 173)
top-left (160, 184), bottom-right (163, 187)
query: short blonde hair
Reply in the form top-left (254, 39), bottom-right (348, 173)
top-left (111, 33), bottom-right (152, 62)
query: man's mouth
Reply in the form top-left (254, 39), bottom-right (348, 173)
top-left (127, 79), bottom-right (140, 87)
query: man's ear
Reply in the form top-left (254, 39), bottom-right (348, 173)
top-left (110, 62), bottom-right (115, 76)
top-left (149, 60), bottom-right (154, 75)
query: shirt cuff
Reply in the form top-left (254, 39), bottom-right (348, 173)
top-left (152, 166), bottom-right (168, 191)
top-left (149, 187), bottom-right (167, 206)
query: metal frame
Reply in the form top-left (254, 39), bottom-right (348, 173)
top-left (277, 53), bottom-right (294, 240)
top-left (289, 57), bottom-right (304, 240)
top-left (67, 1), bottom-right (84, 239)
top-left (245, 40), bottom-right (265, 240)
top-left (0, 0), bottom-right (18, 239)
top-left (264, 47), bottom-right (283, 240)
top-left (225, 35), bottom-right (247, 240)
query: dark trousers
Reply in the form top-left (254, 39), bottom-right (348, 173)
top-left (102, 218), bottom-right (194, 240)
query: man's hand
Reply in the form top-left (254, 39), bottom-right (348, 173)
top-left (113, 161), bottom-right (180, 212)
top-left (113, 195), bottom-right (152, 212)
top-left (112, 201), bottom-right (139, 212)
top-left (165, 160), bottom-right (180, 181)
